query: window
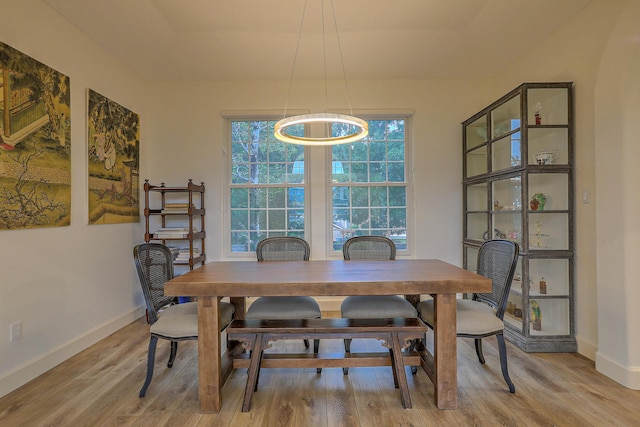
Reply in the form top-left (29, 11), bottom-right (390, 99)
top-left (229, 119), bottom-right (305, 253)
top-left (331, 118), bottom-right (408, 251)
top-left (227, 115), bottom-right (411, 256)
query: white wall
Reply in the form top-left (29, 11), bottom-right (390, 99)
top-left (143, 78), bottom-right (492, 265)
top-left (0, 0), bottom-right (148, 396)
top-left (594, 0), bottom-right (640, 389)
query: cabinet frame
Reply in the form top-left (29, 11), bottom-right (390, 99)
top-left (462, 82), bottom-right (576, 352)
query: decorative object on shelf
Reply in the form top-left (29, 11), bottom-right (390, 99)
top-left (493, 200), bottom-right (503, 211)
top-left (539, 277), bottom-right (547, 294)
top-left (533, 220), bottom-right (544, 248)
top-left (507, 301), bottom-right (515, 315)
top-left (514, 307), bottom-right (523, 318)
top-left (531, 300), bottom-right (542, 331)
top-left (530, 193), bottom-right (546, 211)
top-left (483, 228), bottom-right (506, 240)
top-left (535, 151), bottom-right (555, 165)
top-left (534, 101), bottom-right (543, 125)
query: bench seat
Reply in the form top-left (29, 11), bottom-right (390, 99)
top-left (226, 317), bottom-right (429, 412)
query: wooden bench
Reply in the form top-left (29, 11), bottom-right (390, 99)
top-left (226, 317), bottom-right (429, 412)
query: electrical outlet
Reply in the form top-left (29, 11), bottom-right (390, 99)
top-left (10, 321), bottom-right (23, 342)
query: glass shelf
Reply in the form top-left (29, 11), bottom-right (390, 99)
top-left (466, 145), bottom-right (487, 178)
top-left (528, 173), bottom-right (569, 211)
top-left (466, 182), bottom-right (488, 211)
top-left (491, 95), bottom-right (520, 139)
top-left (465, 115), bottom-right (487, 150)
top-left (528, 298), bottom-right (570, 336)
top-left (528, 212), bottom-right (569, 250)
top-left (528, 127), bottom-right (569, 166)
top-left (466, 213), bottom-right (488, 241)
top-left (492, 132), bottom-right (521, 172)
top-left (528, 258), bottom-right (570, 296)
top-left (527, 88), bottom-right (569, 126)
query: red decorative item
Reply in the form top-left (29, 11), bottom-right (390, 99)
top-left (535, 113), bottom-right (541, 125)
top-left (530, 199), bottom-right (539, 210)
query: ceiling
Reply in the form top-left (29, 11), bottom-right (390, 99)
top-left (44, 0), bottom-right (592, 82)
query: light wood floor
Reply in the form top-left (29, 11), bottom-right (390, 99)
top-left (1, 314), bottom-right (639, 427)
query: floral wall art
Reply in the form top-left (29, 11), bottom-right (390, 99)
top-left (0, 41), bottom-right (71, 230)
top-left (87, 89), bottom-right (139, 224)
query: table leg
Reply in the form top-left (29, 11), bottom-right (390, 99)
top-left (433, 293), bottom-right (457, 409)
top-left (230, 296), bottom-right (246, 320)
top-left (198, 296), bottom-right (221, 413)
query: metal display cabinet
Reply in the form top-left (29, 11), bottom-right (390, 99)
top-left (462, 82), bottom-right (576, 352)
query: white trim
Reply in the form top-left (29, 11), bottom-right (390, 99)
top-left (576, 336), bottom-right (597, 361)
top-left (325, 113), bottom-right (415, 257)
top-left (596, 351), bottom-right (640, 390)
top-left (0, 307), bottom-right (145, 398)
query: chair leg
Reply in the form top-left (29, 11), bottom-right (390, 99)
top-left (409, 339), bottom-right (418, 375)
top-left (474, 338), bottom-right (486, 364)
top-left (139, 336), bottom-right (158, 397)
top-left (314, 339), bottom-right (322, 374)
top-left (496, 334), bottom-right (516, 393)
top-left (168, 341), bottom-right (178, 368)
top-left (343, 338), bottom-right (352, 375)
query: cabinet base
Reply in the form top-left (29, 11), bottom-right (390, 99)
top-left (504, 325), bottom-right (577, 353)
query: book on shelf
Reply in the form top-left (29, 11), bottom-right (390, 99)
top-left (167, 246), bottom-right (180, 258)
top-left (175, 248), bottom-right (201, 261)
top-left (154, 227), bottom-right (191, 239)
top-left (161, 203), bottom-right (195, 214)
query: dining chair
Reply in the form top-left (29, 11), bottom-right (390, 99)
top-left (340, 235), bottom-right (418, 374)
top-left (133, 243), bottom-right (235, 397)
top-left (245, 236), bottom-right (322, 369)
top-left (417, 239), bottom-right (519, 393)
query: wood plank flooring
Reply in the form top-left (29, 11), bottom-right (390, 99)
top-left (1, 313), bottom-right (639, 426)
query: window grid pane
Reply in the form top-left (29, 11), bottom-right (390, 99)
top-left (230, 119), bottom-right (305, 253)
top-left (331, 118), bottom-right (408, 251)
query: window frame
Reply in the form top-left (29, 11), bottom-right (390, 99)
top-left (223, 110), bottom-right (413, 259)
top-left (325, 111), bottom-right (414, 257)
top-left (224, 112), bottom-right (310, 259)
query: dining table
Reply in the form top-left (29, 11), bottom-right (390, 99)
top-left (164, 258), bottom-right (491, 413)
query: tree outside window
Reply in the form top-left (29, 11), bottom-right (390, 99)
top-left (229, 119), bottom-right (305, 252)
top-left (331, 119), bottom-right (408, 251)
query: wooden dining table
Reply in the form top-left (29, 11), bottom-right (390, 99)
top-left (165, 258), bottom-right (491, 413)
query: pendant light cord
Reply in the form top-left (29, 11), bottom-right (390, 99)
top-left (282, 0), bottom-right (310, 119)
top-left (329, 0), bottom-right (354, 116)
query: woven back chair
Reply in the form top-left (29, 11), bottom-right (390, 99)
top-left (342, 235), bottom-right (397, 260)
top-left (340, 235), bottom-right (418, 375)
top-left (133, 243), bottom-right (234, 397)
top-left (257, 236), bottom-right (311, 261)
top-left (417, 239), bottom-right (519, 392)
top-left (245, 237), bottom-right (322, 371)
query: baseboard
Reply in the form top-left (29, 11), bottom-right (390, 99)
top-left (595, 351), bottom-right (640, 390)
top-left (0, 306), bottom-right (145, 398)
top-left (576, 336), bottom-right (597, 361)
